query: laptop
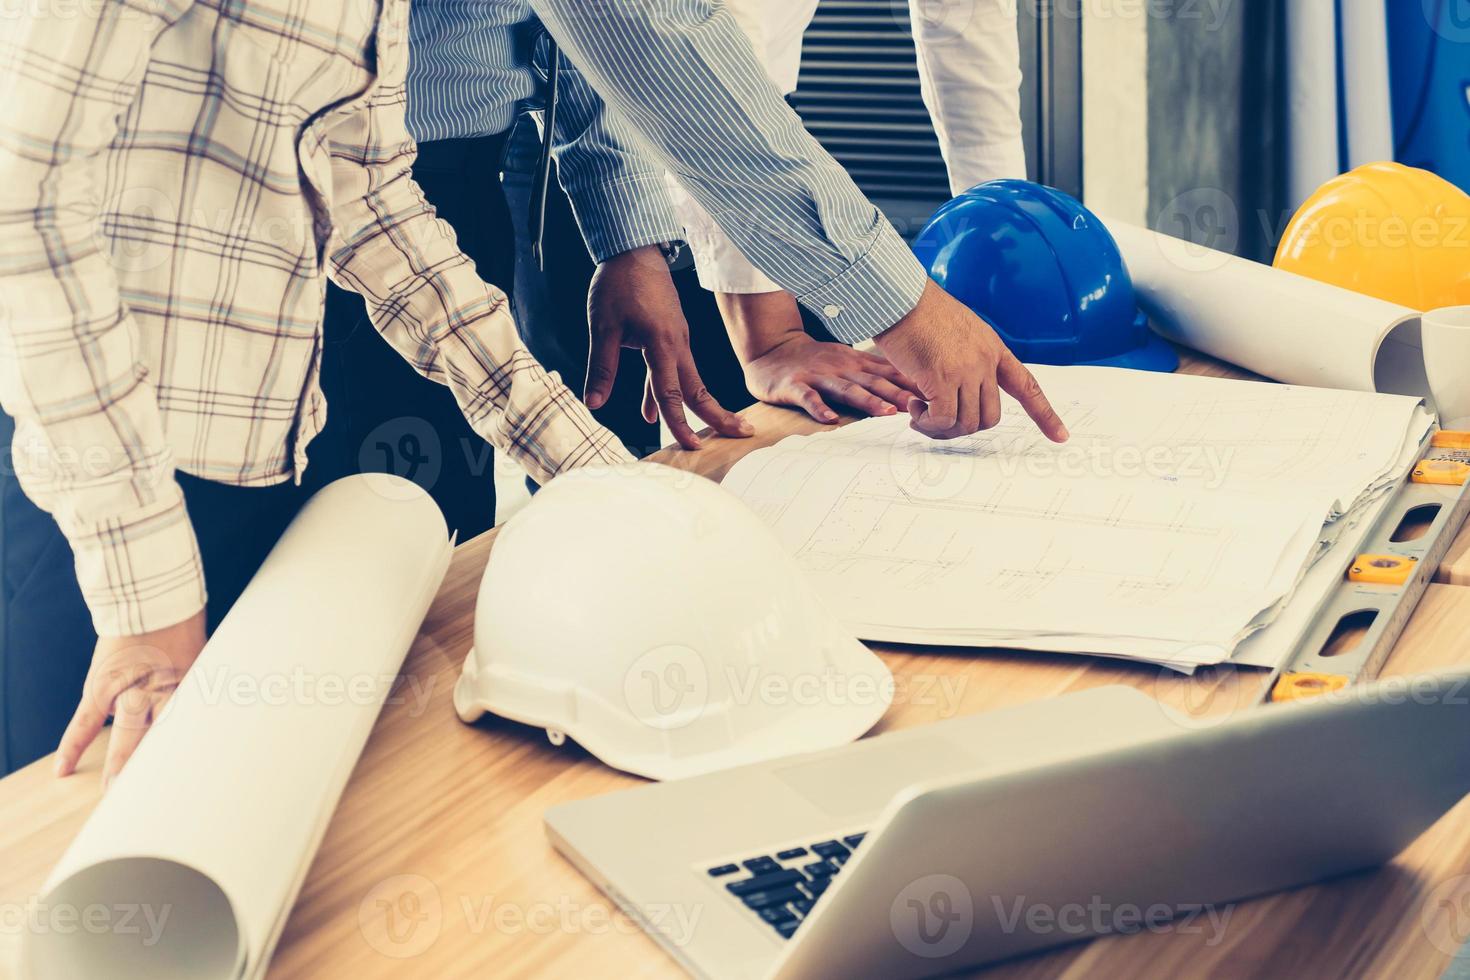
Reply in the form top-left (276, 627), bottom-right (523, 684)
top-left (545, 668), bottom-right (1470, 979)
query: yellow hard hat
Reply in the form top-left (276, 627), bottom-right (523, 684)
top-left (1274, 162), bottom-right (1470, 311)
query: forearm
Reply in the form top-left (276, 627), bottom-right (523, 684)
top-left (0, 0), bottom-right (206, 635)
top-left (327, 84), bottom-right (633, 484)
top-left (716, 290), bottom-right (806, 363)
top-left (529, 0), bottom-right (927, 344)
top-left (551, 62), bottom-right (683, 261)
top-left (0, 294), bottom-right (205, 636)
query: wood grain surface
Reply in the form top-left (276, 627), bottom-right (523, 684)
top-left (1, 352), bottom-right (1467, 979)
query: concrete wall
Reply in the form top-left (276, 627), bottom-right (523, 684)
top-left (1084, 0), bottom-right (1286, 262)
top-left (1145, 0), bottom-right (1287, 261)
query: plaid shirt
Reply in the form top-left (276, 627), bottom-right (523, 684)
top-left (0, 0), bottom-right (631, 636)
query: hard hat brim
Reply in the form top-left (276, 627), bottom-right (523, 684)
top-left (454, 633), bottom-right (894, 782)
top-left (1075, 331), bottom-right (1180, 374)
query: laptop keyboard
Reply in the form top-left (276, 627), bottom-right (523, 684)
top-left (706, 833), bottom-right (867, 940)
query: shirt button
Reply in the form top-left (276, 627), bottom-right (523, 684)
top-left (823, 304), bottom-right (842, 318)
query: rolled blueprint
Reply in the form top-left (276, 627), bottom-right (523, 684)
top-left (22, 474), bottom-right (453, 980)
top-left (1110, 220), bottom-right (1430, 398)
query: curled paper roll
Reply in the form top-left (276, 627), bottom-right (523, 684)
top-left (1110, 220), bottom-right (1430, 399)
top-left (23, 474), bottom-right (452, 980)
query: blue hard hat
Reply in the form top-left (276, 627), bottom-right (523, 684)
top-left (911, 180), bottom-right (1178, 373)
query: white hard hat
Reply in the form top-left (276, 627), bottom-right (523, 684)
top-left (454, 463), bottom-right (892, 780)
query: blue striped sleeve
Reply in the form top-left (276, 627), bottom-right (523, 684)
top-left (551, 61), bottom-right (685, 261)
top-left (528, 0), bottom-right (927, 344)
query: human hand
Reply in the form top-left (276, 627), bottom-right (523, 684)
top-left (873, 280), bottom-right (1069, 441)
top-left (719, 290), bottom-right (919, 422)
top-left (586, 245), bottom-right (752, 449)
top-left (55, 610), bottom-right (208, 787)
top-left (742, 332), bottom-right (919, 423)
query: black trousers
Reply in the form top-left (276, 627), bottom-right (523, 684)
top-left (498, 116), bottom-right (753, 457)
top-left (0, 427), bottom-right (323, 774)
top-left (311, 134), bottom-right (515, 543)
top-left (314, 122), bottom-right (755, 525)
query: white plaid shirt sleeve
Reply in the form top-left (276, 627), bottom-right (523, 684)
top-left (0, 0), bottom-right (207, 637)
top-left (324, 33), bottom-right (634, 490)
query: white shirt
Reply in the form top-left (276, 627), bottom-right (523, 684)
top-left (669, 0), bottom-right (1028, 294)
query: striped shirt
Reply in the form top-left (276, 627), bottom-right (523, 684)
top-left (0, 0), bottom-right (631, 636)
top-left (406, 0), bottom-right (929, 345)
top-left (670, 0), bottom-right (1028, 294)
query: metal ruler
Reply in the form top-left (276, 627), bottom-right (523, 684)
top-left (1263, 430), bottom-right (1470, 704)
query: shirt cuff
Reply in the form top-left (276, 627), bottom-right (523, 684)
top-left (562, 172), bottom-right (685, 263)
top-left (685, 228), bottom-right (782, 295)
top-left (461, 350), bottom-right (637, 486)
top-left (65, 488), bottom-right (208, 637)
top-left (795, 221), bottom-right (929, 345)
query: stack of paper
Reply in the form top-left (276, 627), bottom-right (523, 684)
top-left (722, 367), bottom-right (1433, 671)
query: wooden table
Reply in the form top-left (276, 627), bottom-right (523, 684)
top-left (3, 353), bottom-right (1469, 979)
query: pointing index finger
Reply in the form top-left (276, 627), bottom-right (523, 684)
top-left (997, 354), bottom-right (1070, 442)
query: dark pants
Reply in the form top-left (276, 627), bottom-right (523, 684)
top-left (0, 425), bottom-right (319, 773)
top-left (498, 116), bottom-right (754, 457)
top-left (312, 133), bottom-right (515, 542)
